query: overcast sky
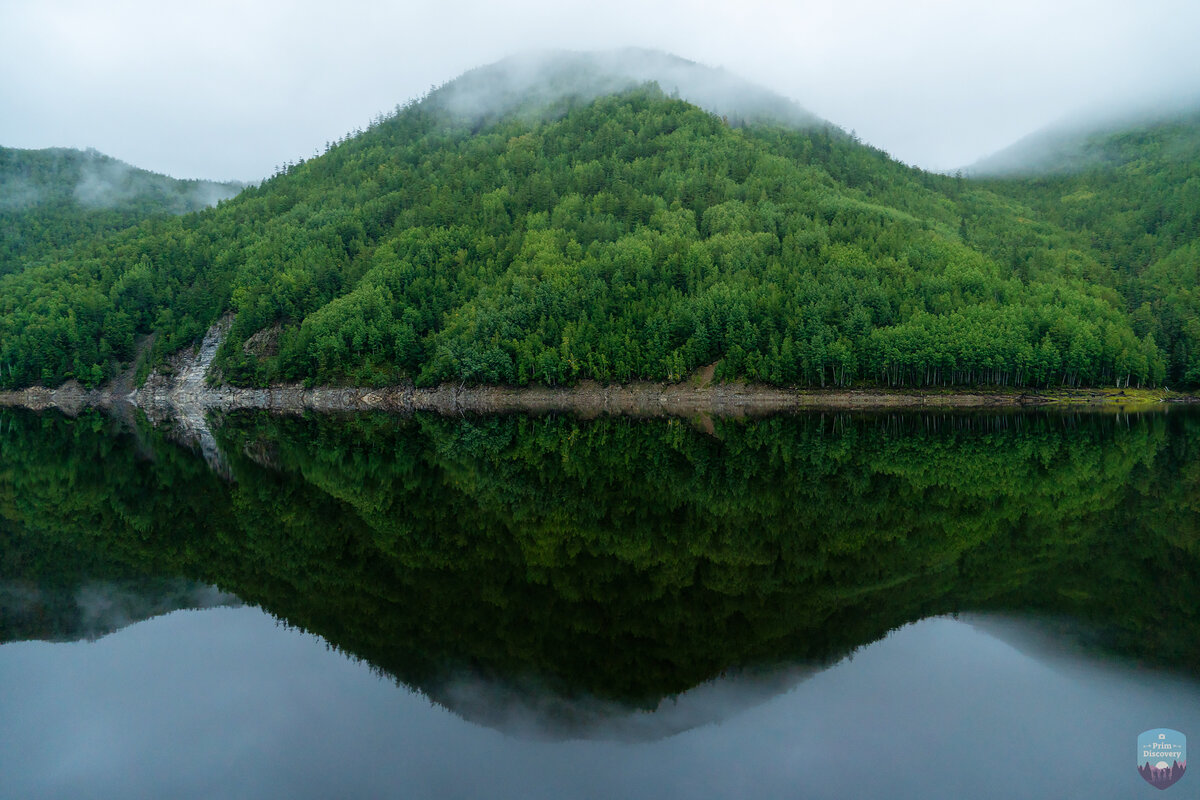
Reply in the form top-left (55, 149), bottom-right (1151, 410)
top-left (3, 0), bottom-right (1199, 181)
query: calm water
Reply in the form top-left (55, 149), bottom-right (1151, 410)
top-left (1, 408), bottom-right (1198, 798)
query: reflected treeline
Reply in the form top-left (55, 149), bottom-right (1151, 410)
top-left (1, 408), bottom-right (1198, 723)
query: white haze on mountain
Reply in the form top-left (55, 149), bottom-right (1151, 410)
top-left (0, 147), bottom-right (242, 212)
top-left (428, 50), bottom-right (823, 131)
top-left (71, 153), bottom-right (242, 210)
top-left (967, 96), bottom-right (1200, 176)
top-left (0, 177), bottom-right (39, 211)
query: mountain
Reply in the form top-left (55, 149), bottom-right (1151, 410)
top-left (0, 146), bottom-right (242, 277)
top-left (0, 51), bottom-right (1193, 391)
top-left (968, 103), bottom-right (1200, 177)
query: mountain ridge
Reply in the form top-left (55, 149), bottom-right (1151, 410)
top-left (968, 104), bottom-right (1200, 176)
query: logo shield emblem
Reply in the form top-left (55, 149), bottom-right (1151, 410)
top-left (1138, 729), bottom-right (1187, 790)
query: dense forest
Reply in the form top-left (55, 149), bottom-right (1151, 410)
top-left (0, 52), bottom-right (1196, 391)
top-left (974, 111), bottom-right (1200, 386)
top-left (2, 408), bottom-right (1199, 722)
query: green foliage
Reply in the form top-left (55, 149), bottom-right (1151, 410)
top-left (976, 111), bottom-right (1200, 386)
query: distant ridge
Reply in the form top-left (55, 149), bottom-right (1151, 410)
top-left (0, 145), bottom-right (242, 214)
top-left (967, 102), bottom-right (1200, 176)
top-left (0, 145), bottom-right (244, 276)
top-left (1, 49), bottom-right (1197, 393)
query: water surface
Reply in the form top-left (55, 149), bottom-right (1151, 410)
top-left (1, 408), bottom-right (1198, 798)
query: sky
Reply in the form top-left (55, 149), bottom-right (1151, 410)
top-left (2, 0), bottom-right (1199, 181)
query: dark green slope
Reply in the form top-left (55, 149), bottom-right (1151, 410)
top-left (974, 109), bottom-right (1200, 385)
top-left (0, 146), bottom-right (242, 278)
top-left (0, 55), bottom-right (1183, 391)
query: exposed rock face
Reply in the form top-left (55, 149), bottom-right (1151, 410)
top-left (241, 324), bottom-right (280, 359)
top-left (132, 318), bottom-right (235, 475)
top-left (135, 317), bottom-right (230, 411)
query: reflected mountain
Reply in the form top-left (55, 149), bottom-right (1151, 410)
top-left (1, 407), bottom-right (1198, 739)
top-left (0, 578), bottom-right (239, 643)
top-left (430, 661), bottom-right (824, 742)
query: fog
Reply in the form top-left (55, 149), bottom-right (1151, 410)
top-left (2, 1), bottom-right (1199, 180)
top-left (0, 176), bottom-right (39, 211)
top-left (968, 99), bottom-right (1200, 175)
top-left (431, 660), bottom-right (823, 742)
top-left (71, 153), bottom-right (242, 211)
top-left (428, 49), bottom-right (821, 131)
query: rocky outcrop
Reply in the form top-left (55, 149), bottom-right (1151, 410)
top-left (0, 382), bottom-right (97, 415)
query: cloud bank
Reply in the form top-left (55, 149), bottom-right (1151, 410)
top-left (1, 0), bottom-right (1198, 179)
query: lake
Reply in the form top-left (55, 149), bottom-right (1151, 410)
top-left (1, 407), bottom-right (1197, 798)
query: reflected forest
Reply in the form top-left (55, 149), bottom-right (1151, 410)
top-left (2, 407), bottom-right (1199, 731)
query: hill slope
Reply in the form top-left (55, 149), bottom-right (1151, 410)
top-left (0, 146), bottom-right (242, 277)
top-left (0, 52), bottom-right (1187, 391)
top-left (974, 108), bottom-right (1200, 384)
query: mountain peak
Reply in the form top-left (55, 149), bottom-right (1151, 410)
top-left (424, 48), bottom-right (825, 130)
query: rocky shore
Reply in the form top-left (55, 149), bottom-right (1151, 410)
top-left (0, 321), bottom-right (1192, 419)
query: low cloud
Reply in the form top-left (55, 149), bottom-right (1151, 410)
top-left (430, 49), bottom-right (823, 131)
top-left (0, 175), bottom-right (40, 210)
top-left (74, 152), bottom-right (241, 211)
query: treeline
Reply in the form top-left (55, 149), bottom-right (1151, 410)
top-left (0, 79), bottom-right (1193, 390)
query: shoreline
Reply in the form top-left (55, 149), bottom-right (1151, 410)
top-left (0, 379), bottom-right (1192, 419)
top-left (0, 321), bottom-right (1193, 418)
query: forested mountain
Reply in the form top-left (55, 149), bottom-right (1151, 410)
top-left (0, 51), bottom-right (1195, 391)
top-left (0, 146), bottom-right (242, 278)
